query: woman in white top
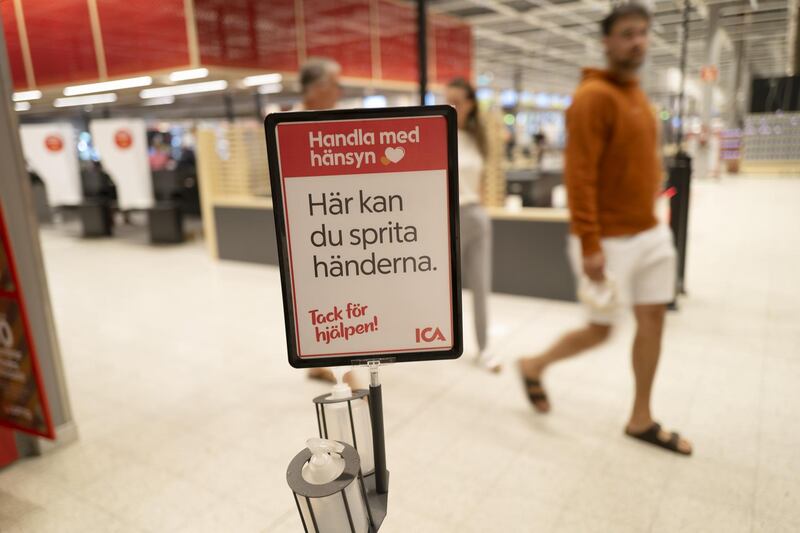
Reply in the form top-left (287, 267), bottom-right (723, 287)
top-left (446, 79), bottom-right (499, 372)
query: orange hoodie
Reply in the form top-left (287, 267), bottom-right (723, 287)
top-left (565, 68), bottom-right (662, 256)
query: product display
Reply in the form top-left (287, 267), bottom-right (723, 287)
top-left (743, 113), bottom-right (800, 161)
top-left (719, 129), bottom-right (742, 161)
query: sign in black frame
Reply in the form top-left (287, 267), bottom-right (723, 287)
top-left (265, 105), bottom-right (463, 368)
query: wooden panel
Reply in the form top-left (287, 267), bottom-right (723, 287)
top-left (196, 122), bottom-right (269, 199)
top-left (1, 1), bottom-right (28, 88)
top-left (482, 110), bottom-right (506, 208)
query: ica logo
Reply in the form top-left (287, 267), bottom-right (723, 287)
top-left (415, 327), bottom-right (445, 343)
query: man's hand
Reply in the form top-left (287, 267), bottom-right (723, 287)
top-left (583, 251), bottom-right (606, 282)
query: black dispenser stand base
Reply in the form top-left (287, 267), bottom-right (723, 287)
top-left (365, 360), bottom-right (390, 531)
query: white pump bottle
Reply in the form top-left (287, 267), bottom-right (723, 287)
top-left (299, 438), bottom-right (369, 533)
top-left (325, 369), bottom-right (374, 474)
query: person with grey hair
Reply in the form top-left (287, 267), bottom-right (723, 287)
top-left (297, 58), bottom-right (343, 111)
top-left (297, 58), bottom-right (350, 385)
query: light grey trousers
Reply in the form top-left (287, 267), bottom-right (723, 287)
top-left (459, 203), bottom-right (492, 352)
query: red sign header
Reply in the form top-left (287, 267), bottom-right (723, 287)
top-left (276, 116), bottom-right (448, 178)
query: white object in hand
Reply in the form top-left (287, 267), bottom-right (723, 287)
top-left (577, 274), bottom-right (618, 313)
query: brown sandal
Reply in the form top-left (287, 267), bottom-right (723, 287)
top-left (625, 422), bottom-right (692, 456)
top-left (519, 364), bottom-right (550, 413)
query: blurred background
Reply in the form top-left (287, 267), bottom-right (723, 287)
top-left (1, 1), bottom-right (799, 532)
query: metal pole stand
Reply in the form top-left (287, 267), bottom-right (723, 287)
top-left (363, 360), bottom-right (390, 530)
top-left (668, 150), bottom-right (693, 306)
top-left (307, 360), bottom-right (391, 531)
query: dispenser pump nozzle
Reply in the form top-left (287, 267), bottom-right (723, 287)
top-left (303, 438), bottom-right (346, 485)
top-left (330, 367), bottom-right (352, 399)
top-left (306, 437), bottom-right (345, 457)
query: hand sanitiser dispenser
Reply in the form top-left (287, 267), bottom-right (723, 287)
top-left (287, 438), bottom-right (372, 533)
top-left (312, 370), bottom-right (375, 475)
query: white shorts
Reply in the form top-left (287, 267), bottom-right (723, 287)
top-left (568, 224), bottom-right (677, 325)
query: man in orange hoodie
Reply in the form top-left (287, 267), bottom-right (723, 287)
top-left (519, 3), bottom-right (692, 455)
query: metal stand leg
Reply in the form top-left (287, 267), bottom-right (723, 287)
top-left (368, 361), bottom-right (389, 495)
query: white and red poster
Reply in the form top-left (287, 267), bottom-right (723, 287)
top-left (267, 107), bottom-right (462, 366)
top-left (90, 118), bottom-right (154, 210)
top-left (19, 124), bottom-right (82, 206)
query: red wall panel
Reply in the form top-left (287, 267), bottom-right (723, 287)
top-left (377, 0), bottom-right (416, 83)
top-left (4, 0), bottom-right (473, 89)
top-left (1, 0), bottom-right (29, 89)
top-left (97, 0), bottom-right (190, 77)
top-left (23, 0), bottom-right (98, 86)
top-left (433, 16), bottom-right (472, 84)
top-left (303, 0), bottom-right (372, 79)
top-left (195, 0), bottom-right (298, 71)
top-left (0, 428), bottom-right (18, 468)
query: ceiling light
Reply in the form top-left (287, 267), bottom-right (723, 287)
top-left (139, 80), bottom-right (228, 99)
top-left (243, 73), bottom-right (282, 87)
top-left (257, 83), bottom-right (283, 95)
top-left (13, 90), bottom-right (42, 102)
top-left (54, 93), bottom-right (118, 108)
top-left (64, 76), bottom-right (152, 96)
top-left (142, 96), bottom-right (176, 106)
top-left (169, 68), bottom-right (209, 82)
top-left (15, 101), bottom-right (31, 111)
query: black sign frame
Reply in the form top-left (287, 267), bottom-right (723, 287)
top-left (265, 105), bottom-right (463, 368)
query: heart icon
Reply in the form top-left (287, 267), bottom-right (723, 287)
top-left (384, 147), bottom-right (405, 163)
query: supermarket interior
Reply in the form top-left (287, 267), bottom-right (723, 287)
top-left (1, 0), bottom-right (799, 532)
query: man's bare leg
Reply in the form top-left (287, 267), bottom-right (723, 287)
top-left (626, 304), bottom-right (692, 454)
top-left (519, 323), bottom-right (611, 411)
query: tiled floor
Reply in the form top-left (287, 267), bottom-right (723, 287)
top-left (1, 177), bottom-right (799, 532)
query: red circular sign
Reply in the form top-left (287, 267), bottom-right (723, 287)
top-left (44, 135), bottom-right (64, 152)
top-left (114, 129), bottom-right (133, 149)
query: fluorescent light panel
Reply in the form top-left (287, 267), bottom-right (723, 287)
top-left (142, 96), bottom-right (176, 106)
top-left (257, 83), bottom-right (283, 95)
top-left (243, 73), bottom-right (282, 87)
top-left (15, 102), bottom-right (32, 111)
top-left (54, 93), bottom-right (118, 108)
top-left (64, 76), bottom-right (152, 96)
top-left (139, 80), bottom-right (228, 99)
top-left (169, 68), bottom-right (209, 82)
top-left (13, 90), bottom-right (42, 102)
